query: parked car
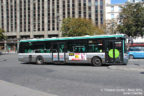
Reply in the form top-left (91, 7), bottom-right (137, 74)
top-left (128, 46), bottom-right (144, 59)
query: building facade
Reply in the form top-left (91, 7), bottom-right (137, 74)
top-left (127, 0), bottom-right (144, 3)
top-left (0, 0), bottom-right (105, 52)
top-left (105, 0), bottom-right (144, 34)
top-left (0, 0), bottom-right (105, 39)
top-left (105, 1), bottom-right (124, 34)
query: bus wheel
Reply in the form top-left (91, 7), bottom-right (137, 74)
top-left (129, 55), bottom-right (134, 59)
top-left (92, 57), bottom-right (102, 66)
top-left (36, 56), bottom-right (44, 65)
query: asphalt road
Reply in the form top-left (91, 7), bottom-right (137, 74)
top-left (0, 54), bottom-right (144, 96)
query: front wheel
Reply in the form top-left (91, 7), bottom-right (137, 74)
top-left (36, 56), bottom-right (44, 65)
top-left (91, 57), bottom-right (102, 66)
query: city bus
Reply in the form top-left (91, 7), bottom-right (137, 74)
top-left (18, 34), bottom-right (128, 66)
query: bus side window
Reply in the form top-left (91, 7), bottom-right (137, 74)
top-left (28, 49), bottom-right (32, 53)
top-left (82, 47), bottom-right (85, 52)
top-left (74, 47), bottom-right (78, 52)
top-left (46, 49), bottom-right (50, 53)
top-left (40, 49), bottom-right (44, 53)
top-left (25, 49), bottom-right (28, 53)
top-left (95, 47), bottom-right (99, 52)
top-left (59, 44), bottom-right (64, 52)
top-left (45, 43), bottom-right (51, 53)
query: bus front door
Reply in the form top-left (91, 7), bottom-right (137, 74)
top-left (52, 42), bottom-right (65, 62)
top-left (105, 40), bottom-right (123, 64)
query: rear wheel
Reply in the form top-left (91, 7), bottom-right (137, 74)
top-left (129, 55), bottom-right (134, 59)
top-left (36, 56), bottom-right (44, 65)
top-left (92, 57), bottom-right (102, 66)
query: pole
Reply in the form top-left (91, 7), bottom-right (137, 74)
top-left (4, 40), bottom-right (7, 54)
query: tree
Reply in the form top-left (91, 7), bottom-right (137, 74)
top-left (61, 18), bottom-right (105, 37)
top-left (0, 28), bottom-right (5, 40)
top-left (117, 3), bottom-right (144, 37)
top-left (106, 19), bottom-right (119, 34)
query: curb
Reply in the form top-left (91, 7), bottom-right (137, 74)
top-left (0, 80), bottom-right (58, 96)
top-left (108, 65), bottom-right (144, 72)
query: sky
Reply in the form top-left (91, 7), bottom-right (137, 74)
top-left (111, 0), bottom-right (127, 4)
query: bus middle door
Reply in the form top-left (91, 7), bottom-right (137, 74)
top-left (52, 42), bottom-right (65, 62)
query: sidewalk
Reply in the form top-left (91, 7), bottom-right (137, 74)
top-left (2, 51), bottom-right (17, 54)
top-left (0, 80), bottom-right (57, 96)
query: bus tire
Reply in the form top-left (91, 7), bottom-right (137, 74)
top-left (36, 56), bottom-right (44, 65)
top-left (123, 63), bottom-right (127, 65)
top-left (129, 55), bottom-right (134, 59)
top-left (91, 57), bottom-right (102, 66)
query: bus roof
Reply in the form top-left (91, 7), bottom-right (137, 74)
top-left (20, 34), bottom-right (126, 43)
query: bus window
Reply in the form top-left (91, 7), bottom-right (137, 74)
top-left (87, 40), bottom-right (103, 52)
top-left (59, 44), bottom-right (65, 53)
top-left (73, 46), bottom-right (86, 53)
top-left (32, 43), bottom-right (45, 53)
top-left (19, 42), bottom-right (30, 53)
top-left (45, 43), bottom-right (52, 53)
top-left (67, 40), bottom-right (87, 53)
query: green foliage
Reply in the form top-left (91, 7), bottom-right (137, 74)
top-left (107, 19), bottom-right (118, 34)
top-left (61, 18), bottom-right (105, 37)
top-left (0, 28), bottom-right (5, 40)
top-left (117, 3), bottom-right (144, 37)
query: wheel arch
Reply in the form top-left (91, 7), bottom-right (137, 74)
top-left (91, 56), bottom-right (103, 66)
top-left (36, 55), bottom-right (45, 63)
top-left (91, 56), bottom-right (102, 63)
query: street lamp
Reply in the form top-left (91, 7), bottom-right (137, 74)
top-left (112, 22), bottom-right (114, 34)
top-left (4, 40), bottom-right (7, 54)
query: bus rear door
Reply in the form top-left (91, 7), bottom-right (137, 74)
top-left (105, 40), bottom-right (123, 64)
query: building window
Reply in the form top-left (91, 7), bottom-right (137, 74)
top-left (1, 3), bottom-right (4, 29)
top-left (111, 6), bottom-right (114, 11)
top-left (95, 0), bottom-right (98, 25)
top-left (48, 0), bottom-right (50, 31)
top-left (52, 0), bottom-right (55, 31)
top-left (72, 0), bottom-right (75, 17)
top-left (10, 1), bottom-right (13, 32)
top-left (56, 0), bottom-right (59, 31)
top-left (88, 0), bottom-right (91, 19)
top-left (111, 14), bottom-right (114, 19)
top-left (19, 0), bottom-right (23, 32)
top-left (95, 0), bottom-right (98, 6)
top-left (63, 0), bottom-right (65, 18)
top-left (118, 7), bottom-right (121, 11)
top-left (83, 0), bottom-right (86, 18)
top-left (67, 0), bottom-right (70, 17)
top-left (37, 0), bottom-right (41, 31)
top-left (78, 0), bottom-right (81, 17)
top-left (14, 0), bottom-right (17, 31)
top-left (27, 0), bottom-right (31, 32)
top-left (33, 1), bottom-right (36, 32)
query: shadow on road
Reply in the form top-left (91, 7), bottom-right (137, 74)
top-left (140, 72), bottom-right (144, 74)
top-left (21, 62), bottom-right (109, 67)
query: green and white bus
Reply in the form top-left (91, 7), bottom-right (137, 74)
top-left (18, 34), bottom-right (128, 66)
